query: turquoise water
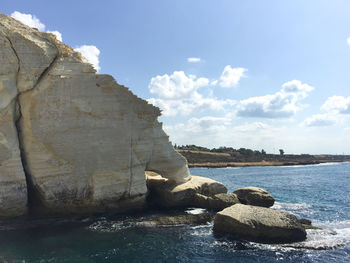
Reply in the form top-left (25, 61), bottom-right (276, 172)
top-left (0, 163), bottom-right (349, 262)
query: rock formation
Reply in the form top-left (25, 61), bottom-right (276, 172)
top-left (193, 192), bottom-right (240, 211)
top-left (233, 187), bottom-right (275, 207)
top-left (146, 172), bottom-right (227, 208)
top-left (0, 14), bottom-right (191, 217)
top-left (213, 204), bottom-right (307, 243)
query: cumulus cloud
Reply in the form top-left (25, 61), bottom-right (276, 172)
top-left (47, 30), bottom-right (62, 42)
top-left (11, 11), bottom-right (101, 71)
top-left (74, 45), bottom-right (101, 72)
top-left (302, 96), bottom-right (350, 127)
top-left (321, 96), bottom-right (350, 114)
top-left (302, 114), bottom-right (336, 127)
top-left (187, 57), bottom-right (201, 63)
top-left (11, 11), bottom-right (46, 31)
top-left (219, 65), bottom-right (247, 88)
top-left (231, 122), bottom-right (270, 132)
top-left (236, 80), bottom-right (314, 118)
top-left (347, 37), bottom-right (350, 46)
top-left (148, 71), bottom-right (236, 116)
top-left (11, 11), bottom-right (63, 42)
top-left (149, 71), bottom-right (208, 100)
top-left (186, 116), bottom-right (231, 132)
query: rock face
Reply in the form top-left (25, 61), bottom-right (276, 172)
top-left (146, 172), bottom-right (227, 208)
top-left (233, 187), bottom-right (275, 207)
top-left (193, 193), bottom-right (240, 211)
top-left (0, 14), bottom-right (190, 217)
top-left (213, 204), bottom-right (307, 243)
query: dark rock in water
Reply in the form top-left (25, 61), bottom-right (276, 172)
top-left (135, 212), bottom-right (213, 227)
top-left (233, 187), bottom-right (275, 207)
top-left (213, 204), bottom-right (307, 243)
top-left (193, 193), bottom-right (240, 211)
top-left (299, 218), bottom-right (312, 225)
top-left (298, 218), bottom-right (323, 230)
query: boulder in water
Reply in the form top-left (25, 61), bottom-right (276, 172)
top-left (213, 204), bottom-right (307, 243)
top-left (233, 187), bottom-right (275, 207)
top-left (193, 193), bottom-right (240, 211)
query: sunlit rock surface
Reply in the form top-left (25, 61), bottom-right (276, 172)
top-left (0, 14), bottom-right (190, 217)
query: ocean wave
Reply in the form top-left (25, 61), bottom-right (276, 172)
top-left (189, 224), bottom-right (212, 237)
top-left (283, 220), bottom-right (350, 250)
top-left (277, 162), bottom-right (346, 168)
top-left (272, 202), bottom-right (313, 214)
top-left (88, 220), bottom-right (133, 232)
top-left (185, 208), bottom-right (207, 215)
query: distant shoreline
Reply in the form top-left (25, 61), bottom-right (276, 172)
top-left (187, 160), bottom-right (349, 168)
top-left (176, 150), bottom-right (350, 168)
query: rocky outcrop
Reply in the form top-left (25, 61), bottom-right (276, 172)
top-left (146, 172), bottom-right (227, 208)
top-left (0, 14), bottom-right (190, 217)
top-left (213, 204), bottom-right (307, 243)
top-left (193, 193), bottom-right (240, 211)
top-left (233, 187), bottom-right (275, 207)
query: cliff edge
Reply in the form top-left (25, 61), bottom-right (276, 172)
top-left (0, 14), bottom-right (190, 218)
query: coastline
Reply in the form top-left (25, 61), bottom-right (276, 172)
top-left (178, 150), bottom-right (350, 168)
top-left (187, 160), bottom-right (346, 168)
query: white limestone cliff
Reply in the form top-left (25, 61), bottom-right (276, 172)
top-left (0, 14), bottom-right (190, 217)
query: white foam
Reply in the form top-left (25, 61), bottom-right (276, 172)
top-left (88, 220), bottom-right (132, 232)
top-left (283, 220), bottom-right (350, 250)
top-left (272, 202), bottom-right (313, 213)
top-left (185, 208), bottom-right (207, 215)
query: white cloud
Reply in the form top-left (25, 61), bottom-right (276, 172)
top-left (11, 12), bottom-right (100, 71)
top-left (347, 37), bottom-right (350, 46)
top-left (236, 80), bottom-right (314, 118)
top-left (186, 116), bottom-right (231, 133)
top-left (187, 57), bottom-right (201, 63)
top-left (219, 65), bottom-right (247, 88)
top-left (321, 96), bottom-right (350, 114)
top-left (11, 11), bottom-right (46, 31)
top-left (74, 45), bottom-right (101, 72)
top-left (231, 122), bottom-right (270, 133)
top-left (302, 114), bottom-right (336, 127)
top-left (148, 71), bottom-right (236, 116)
top-left (47, 30), bottom-right (62, 42)
top-left (149, 71), bottom-right (208, 100)
top-left (11, 11), bottom-right (63, 42)
top-left (302, 95), bottom-right (350, 127)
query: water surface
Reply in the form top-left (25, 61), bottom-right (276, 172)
top-left (0, 162), bottom-right (349, 262)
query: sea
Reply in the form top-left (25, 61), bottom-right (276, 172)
top-left (0, 162), bottom-right (349, 262)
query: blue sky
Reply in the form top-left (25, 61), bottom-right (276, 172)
top-left (3, 0), bottom-right (350, 154)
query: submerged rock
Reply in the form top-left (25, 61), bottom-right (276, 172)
top-left (298, 218), bottom-right (323, 230)
top-left (233, 187), bottom-right (275, 207)
top-left (135, 212), bottom-right (213, 227)
top-left (146, 172), bottom-right (227, 208)
top-left (213, 204), bottom-right (307, 243)
top-left (0, 14), bottom-right (191, 217)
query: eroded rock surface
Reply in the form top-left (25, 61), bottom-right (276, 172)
top-left (213, 204), bottom-right (307, 243)
top-left (193, 193), bottom-right (240, 211)
top-left (0, 14), bottom-right (190, 217)
top-left (233, 187), bottom-right (275, 207)
top-left (146, 172), bottom-right (227, 208)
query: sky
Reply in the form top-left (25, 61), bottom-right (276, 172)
top-left (2, 0), bottom-right (350, 154)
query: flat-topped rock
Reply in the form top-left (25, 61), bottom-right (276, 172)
top-left (233, 187), bottom-right (275, 207)
top-left (213, 204), bottom-right (306, 243)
